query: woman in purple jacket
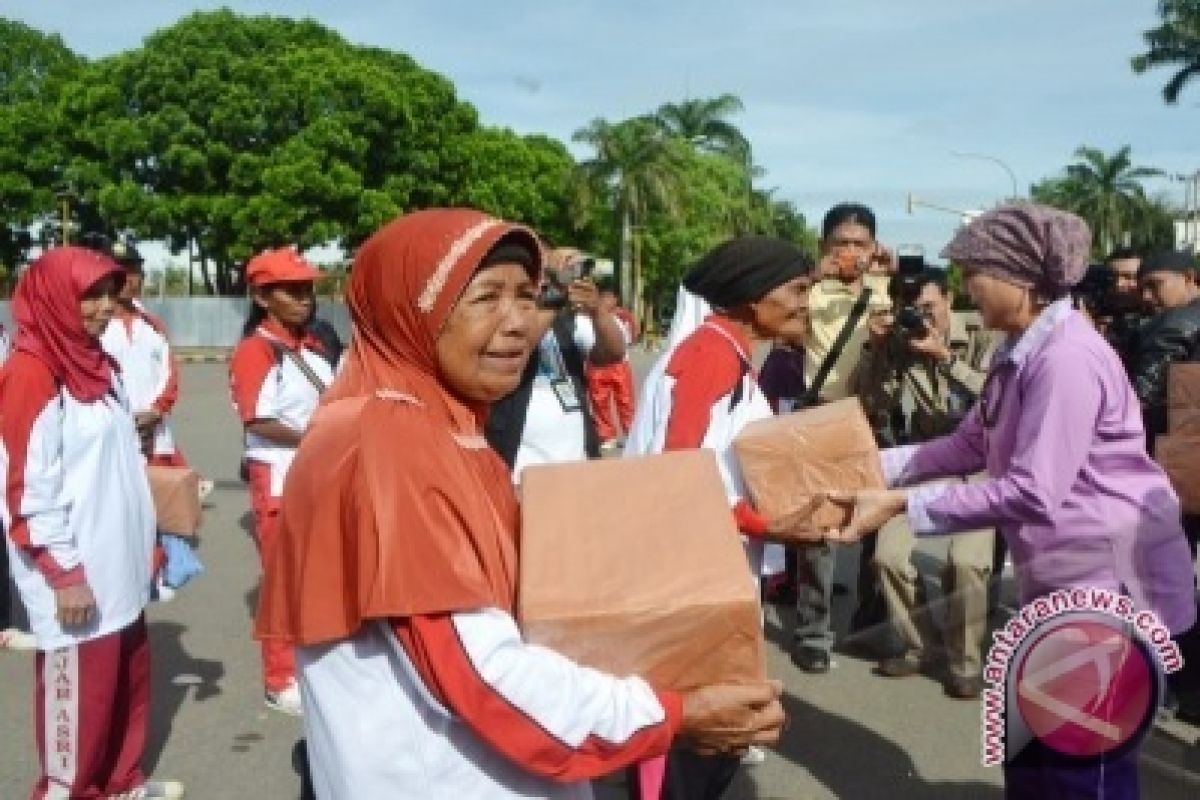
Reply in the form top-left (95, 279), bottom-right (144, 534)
top-left (831, 204), bottom-right (1197, 799)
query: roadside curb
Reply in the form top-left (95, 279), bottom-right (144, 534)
top-left (177, 351), bottom-right (231, 364)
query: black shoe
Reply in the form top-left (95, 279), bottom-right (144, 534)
top-left (945, 674), bottom-right (984, 700)
top-left (792, 644), bottom-right (830, 674)
top-left (876, 654), bottom-right (925, 678)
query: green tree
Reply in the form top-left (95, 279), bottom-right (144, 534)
top-left (572, 116), bottom-right (685, 315)
top-left (654, 94), bottom-right (750, 161)
top-left (1132, 0), bottom-right (1200, 103)
top-left (636, 153), bottom-right (818, 329)
top-left (54, 9), bottom-right (481, 294)
top-left (637, 151), bottom-right (745, 313)
top-left (746, 190), bottom-right (820, 255)
top-left (0, 17), bottom-right (82, 104)
top-left (447, 128), bottom-right (579, 245)
top-left (1030, 146), bottom-right (1165, 255)
top-left (0, 18), bottom-right (84, 272)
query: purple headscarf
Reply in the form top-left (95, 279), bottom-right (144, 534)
top-left (940, 202), bottom-right (1092, 297)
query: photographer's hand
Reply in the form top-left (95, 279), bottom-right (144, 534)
top-left (870, 243), bottom-right (899, 275)
top-left (573, 279), bottom-right (627, 366)
top-left (867, 310), bottom-right (894, 345)
top-left (817, 254), bottom-right (842, 279)
top-left (906, 325), bottom-right (951, 362)
top-left (566, 279), bottom-right (602, 316)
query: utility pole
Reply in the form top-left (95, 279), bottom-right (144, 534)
top-left (54, 183), bottom-right (78, 246)
top-left (950, 151), bottom-right (1019, 201)
top-left (907, 193), bottom-right (982, 226)
top-left (1174, 171), bottom-right (1200, 252)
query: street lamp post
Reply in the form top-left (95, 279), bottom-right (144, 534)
top-left (950, 151), bottom-right (1019, 201)
top-left (53, 183), bottom-right (79, 246)
top-left (906, 193), bottom-right (982, 226)
top-left (1175, 171), bottom-right (1200, 252)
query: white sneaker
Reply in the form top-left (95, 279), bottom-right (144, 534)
top-left (109, 780), bottom-right (185, 799)
top-left (197, 479), bottom-right (215, 502)
top-left (740, 745), bottom-right (767, 766)
top-left (265, 680), bottom-right (304, 716)
top-left (143, 779), bottom-right (185, 799)
top-left (154, 579), bottom-right (176, 604)
top-left (0, 627), bottom-right (37, 651)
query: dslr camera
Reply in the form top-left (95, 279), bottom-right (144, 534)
top-left (538, 257), bottom-right (596, 310)
top-left (889, 248), bottom-right (931, 339)
top-left (1072, 264), bottom-right (1117, 319)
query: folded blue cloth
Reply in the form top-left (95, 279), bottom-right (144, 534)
top-left (161, 533), bottom-right (205, 589)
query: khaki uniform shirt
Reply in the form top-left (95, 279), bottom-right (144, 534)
top-left (804, 274), bottom-right (894, 402)
top-left (851, 310), bottom-right (1001, 442)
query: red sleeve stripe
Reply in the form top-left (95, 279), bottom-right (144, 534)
top-left (1, 355), bottom-right (59, 551)
top-left (152, 343), bottom-right (181, 413)
top-left (229, 336), bottom-right (277, 424)
top-left (392, 615), bottom-right (678, 782)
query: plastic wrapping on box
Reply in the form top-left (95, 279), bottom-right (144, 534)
top-left (734, 397), bottom-right (885, 528)
top-left (518, 449), bottom-right (765, 691)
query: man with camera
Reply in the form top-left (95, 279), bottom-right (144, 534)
top-left (789, 203), bottom-right (895, 675)
top-left (850, 268), bottom-right (1000, 699)
top-left (1072, 248), bottom-right (1146, 365)
top-left (1131, 250), bottom-right (1200, 549)
top-left (485, 247), bottom-right (629, 477)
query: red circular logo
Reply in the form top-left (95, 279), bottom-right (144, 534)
top-left (1015, 618), bottom-right (1156, 757)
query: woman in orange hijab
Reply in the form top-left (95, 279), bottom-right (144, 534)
top-left (256, 209), bottom-right (783, 799)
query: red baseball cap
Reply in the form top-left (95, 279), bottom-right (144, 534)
top-left (245, 247), bottom-right (323, 287)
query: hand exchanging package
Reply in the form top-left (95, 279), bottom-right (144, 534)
top-left (734, 397), bottom-right (886, 530)
top-left (679, 680), bottom-right (785, 755)
top-left (762, 496), bottom-right (832, 545)
top-left (823, 489), bottom-right (909, 544)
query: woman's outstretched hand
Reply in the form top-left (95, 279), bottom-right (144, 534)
top-left (824, 489), bottom-right (908, 543)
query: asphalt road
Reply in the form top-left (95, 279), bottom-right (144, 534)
top-left (1, 356), bottom-right (1197, 799)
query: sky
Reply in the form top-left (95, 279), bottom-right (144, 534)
top-left (3, 0), bottom-right (1198, 266)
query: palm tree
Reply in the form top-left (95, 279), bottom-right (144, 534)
top-left (571, 116), bottom-right (684, 316)
top-left (654, 93), bottom-right (750, 160)
top-left (1031, 146), bottom-right (1164, 254)
top-left (1131, 0), bottom-right (1200, 103)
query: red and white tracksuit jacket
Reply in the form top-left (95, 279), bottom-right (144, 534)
top-left (1, 352), bottom-right (156, 651)
top-left (297, 609), bottom-right (680, 799)
top-left (99, 307), bottom-right (181, 461)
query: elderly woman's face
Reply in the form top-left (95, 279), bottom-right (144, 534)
top-left (436, 263), bottom-right (539, 404)
top-left (963, 266), bottom-right (1031, 332)
top-left (746, 276), bottom-right (813, 341)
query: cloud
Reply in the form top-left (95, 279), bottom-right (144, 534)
top-left (3, 0), bottom-right (1196, 253)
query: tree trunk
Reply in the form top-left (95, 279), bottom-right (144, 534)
top-left (197, 242), bottom-right (215, 296)
top-left (632, 224), bottom-right (646, 328)
top-left (618, 203), bottom-right (634, 309)
top-left (216, 258), bottom-right (234, 296)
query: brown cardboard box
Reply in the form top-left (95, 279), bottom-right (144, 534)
top-left (1168, 364), bottom-right (1200, 436)
top-left (734, 397), bottom-right (885, 528)
top-left (1156, 435), bottom-right (1200, 514)
top-left (147, 466), bottom-right (202, 537)
top-left (518, 449), bottom-right (765, 691)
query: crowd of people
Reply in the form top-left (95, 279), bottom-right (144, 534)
top-left (0, 200), bottom-right (1198, 799)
